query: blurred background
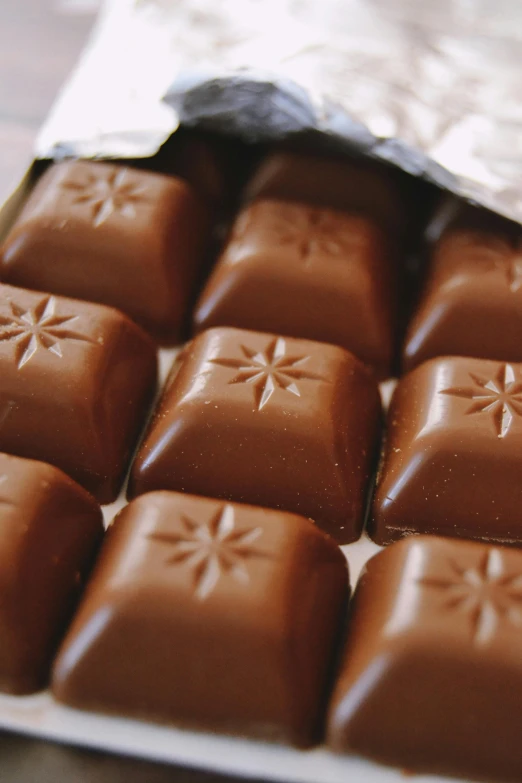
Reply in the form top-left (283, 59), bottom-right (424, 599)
top-left (0, 1), bottom-right (97, 193)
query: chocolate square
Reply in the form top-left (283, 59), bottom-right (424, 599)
top-left (372, 356), bottom-right (522, 544)
top-left (129, 326), bottom-right (381, 543)
top-left (404, 225), bottom-right (522, 370)
top-left (328, 535), bottom-right (522, 782)
top-left (194, 200), bottom-right (396, 377)
top-left (52, 491), bottom-right (348, 746)
top-left (0, 452), bottom-right (102, 694)
top-left (0, 161), bottom-right (210, 341)
top-left (0, 283), bottom-right (157, 502)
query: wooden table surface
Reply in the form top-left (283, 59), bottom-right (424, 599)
top-left (0, 2), bottom-right (268, 780)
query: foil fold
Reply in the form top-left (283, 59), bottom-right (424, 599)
top-left (37, 0), bottom-right (522, 223)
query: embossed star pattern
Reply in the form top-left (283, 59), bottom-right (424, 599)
top-left (0, 296), bottom-right (94, 368)
top-left (62, 167), bottom-right (146, 227)
top-left (235, 203), bottom-right (369, 266)
top-left (421, 549), bottom-right (522, 646)
top-left (149, 504), bottom-right (268, 600)
top-left (210, 336), bottom-right (323, 410)
top-left (273, 206), bottom-right (370, 265)
top-left (440, 363), bottom-right (522, 438)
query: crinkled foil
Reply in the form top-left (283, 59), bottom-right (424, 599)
top-left (37, 0), bottom-right (522, 223)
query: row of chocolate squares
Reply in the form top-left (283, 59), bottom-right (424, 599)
top-left (0, 449), bottom-right (520, 783)
top-left (0, 147), bottom-right (467, 382)
top-left (1, 278), bottom-right (522, 548)
top-left (1, 149), bottom-right (519, 382)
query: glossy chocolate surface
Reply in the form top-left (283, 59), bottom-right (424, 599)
top-left (372, 356), bottom-right (522, 545)
top-left (0, 283), bottom-right (157, 502)
top-left (0, 452), bottom-right (103, 694)
top-left (52, 491), bottom-right (349, 746)
top-left (194, 200), bottom-right (396, 377)
top-left (129, 327), bottom-right (381, 543)
top-left (0, 161), bottom-right (210, 342)
top-left (404, 219), bottom-right (522, 370)
top-left (328, 535), bottom-right (522, 783)
top-left (243, 150), bottom-right (406, 236)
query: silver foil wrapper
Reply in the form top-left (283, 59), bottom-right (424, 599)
top-left (37, 0), bottom-right (522, 223)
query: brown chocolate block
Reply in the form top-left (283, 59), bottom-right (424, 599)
top-left (129, 327), bottom-right (381, 543)
top-left (0, 160), bottom-right (210, 342)
top-left (52, 491), bottom-right (349, 746)
top-left (243, 150), bottom-right (406, 236)
top-left (0, 283), bottom-right (157, 503)
top-left (403, 219), bottom-right (522, 370)
top-left (0, 452), bottom-right (103, 694)
top-left (327, 535), bottom-right (522, 783)
top-left (193, 199), bottom-right (396, 378)
top-left (371, 356), bottom-right (522, 545)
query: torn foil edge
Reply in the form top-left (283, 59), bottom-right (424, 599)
top-left (36, 0), bottom-right (522, 226)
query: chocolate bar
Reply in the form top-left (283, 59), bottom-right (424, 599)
top-left (52, 491), bottom-right (349, 746)
top-left (2, 131), bottom-right (521, 781)
top-left (327, 535), bottom-right (522, 783)
top-left (371, 355), bottom-right (522, 545)
top-left (404, 212), bottom-right (522, 370)
top-left (0, 161), bottom-right (210, 342)
top-left (193, 200), bottom-right (396, 378)
top-left (0, 283), bottom-right (157, 502)
top-left (129, 326), bottom-right (381, 543)
top-left (0, 452), bottom-right (102, 694)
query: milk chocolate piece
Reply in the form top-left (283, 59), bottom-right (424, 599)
top-left (328, 535), bottom-right (522, 783)
top-left (194, 200), bottom-right (396, 377)
top-left (0, 161), bottom-right (209, 342)
top-left (372, 356), bottom-right (522, 545)
top-left (52, 491), bottom-right (348, 746)
top-left (129, 327), bottom-right (381, 543)
top-left (0, 452), bottom-right (103, 694)
top-left (243, 150), bottom-right (406, 236)
top-left (0, 283), bottom-right (157, 502)
top-left (403, 221), bottom-right (522, 370)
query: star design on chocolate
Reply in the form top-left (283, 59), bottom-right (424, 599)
top-left (62, 167), bottom-right (147, 227)
top-left (421, 549), bottom-right (522, 646)
top-left (233, 203), bottom-right (370, 267)
top-left (148, 504), bottom-right (268, 600)
top-left (0, 296), bottom-right (95, 369)
top-left (210, 336), bottom-right (324, 410)
top-left (270, 206), bottom-right (370, 266)
top-left (440, 363), bottom-right (522, 438)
